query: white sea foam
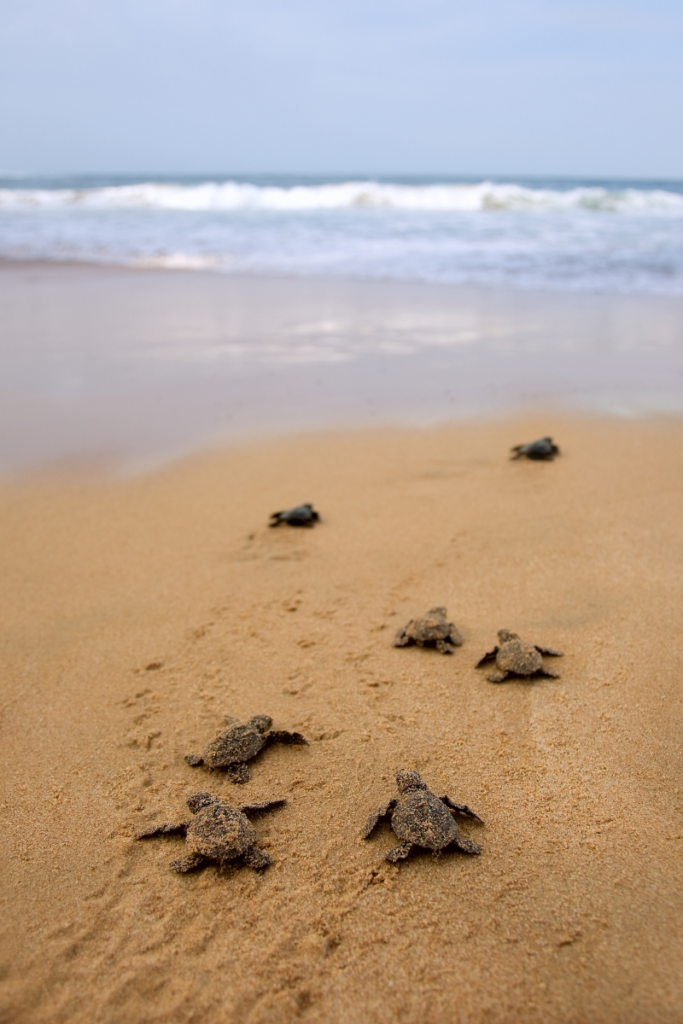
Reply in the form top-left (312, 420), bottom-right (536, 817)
top-left (132, 253), bottom-right (223, 270)
top-left (2, 180), bottom-right (683, 214)
top-left (2, 177), bottom-right (683, 295)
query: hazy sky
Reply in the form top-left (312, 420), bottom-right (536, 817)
top-left (1, 0), bottom-right (682, 177)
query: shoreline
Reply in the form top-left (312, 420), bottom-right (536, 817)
top-left (2, 260), bottom-right (683, 477)
top-left (4, 406), bottom-right (683, 487)
top-left (1, 413), bottom-right (683, 1023)
top-left (5, 251), bottom-right (683, 298)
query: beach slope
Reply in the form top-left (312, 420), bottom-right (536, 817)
top-left (1, 415), bottom-right (682, 1023)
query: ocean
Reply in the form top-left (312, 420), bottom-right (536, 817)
top-left (1, 174), bottom-right (683, 295)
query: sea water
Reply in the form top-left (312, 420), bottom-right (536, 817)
top-left (1, 174), bottom-right (683, 295)
top-left (2, 174), bottom-right (683, 471)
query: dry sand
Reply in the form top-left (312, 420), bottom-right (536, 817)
top-left (1, 415), bottom-right (683, 1023)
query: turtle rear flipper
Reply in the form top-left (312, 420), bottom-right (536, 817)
top-left (453, 837), bottom-right (481, 855)
top-left (510, 445), bottom-right (524, 460)
top-left (185, 754), bottom-right (204, 767)
top-left (392, 626), bottom-right (412, 648)
top-left (386, 842), bottom-right (413, 862)
top-left (242, 847), bottom-right (273, 871)
top-left (170, 852), bottom-right (207, 873)
top-left (226, 763), bottom-right (250, 784)
top-left (487, 670), bottom-right (508, 683)
top-left (361, 800), bottom-right (397, 839)
top-left (447, 625), bottom-right (464, 647)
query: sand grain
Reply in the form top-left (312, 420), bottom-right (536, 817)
top-left (1, 416), bottom-right (682, 1023)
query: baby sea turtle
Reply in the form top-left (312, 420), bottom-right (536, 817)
top-left (393, 606), bottom-right (463, 654)
top-left (362, 770), bottom-right (483, 862)
top-left (185, 714), bottom-right (307, 783)
top-left (269, 503), bottom-right (320, 527)
top-left (476, 629), bottom-right (563, 683)
top-left (137, 792), bottom-right (285, 873)
top-left (510, 436), bottom-right (560, 460)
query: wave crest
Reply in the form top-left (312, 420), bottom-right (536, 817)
top-left (1, 180), bottom-right (683, 214)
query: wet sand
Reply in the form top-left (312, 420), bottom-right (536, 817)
top-left (1, 414), bottom-right (683, 1023)
top-left (2, 260), bottom-right (683, 474)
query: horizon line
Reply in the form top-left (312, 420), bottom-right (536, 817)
top-left (2, 170), bottom-right (683, 185)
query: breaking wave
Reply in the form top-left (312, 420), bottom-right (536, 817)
top-left (2, 179), bottom-right (683, 214)
top-left (2, 175), bottom-right (683, 294)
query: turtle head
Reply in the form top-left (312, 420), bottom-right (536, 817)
top-left (187, 792), bottom-right (219, 813)
top-left (250, 715), bottom-right (273, 734)
top-left (396, 770), bottom-right (427, 794)
top-left (497, 629), bottom-right (518, 644)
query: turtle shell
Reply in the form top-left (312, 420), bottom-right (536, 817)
top-left (497, 637), bottom-right (543, 676)
top-left (391, 790), bottom-right (461, 850)
top-left (186, 803), bottom-right (255, 862)
top-left (203, 723), bottom-right (267, 768)
top-left (405, 608), bottom-right (453, 643)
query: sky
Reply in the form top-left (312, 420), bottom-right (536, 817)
top-left (0, 0), bottom-right (682, 178)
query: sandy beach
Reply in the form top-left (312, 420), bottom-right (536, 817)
top-left (3, 0), bottom-right (683, 1012)
top-left (2, 411), bottom-right (683, 1023)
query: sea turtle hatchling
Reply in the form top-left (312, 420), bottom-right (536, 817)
top-left (269, 503), bottom-right (320, 527)
top-left (137, 792), bottom-right (285, 873)
top-left (362, 770), bottom-right (483, 862)
top-left (510, 436), bottom-right (560, 460)
top-left (476, 629), bottom-right (563, 683)
top-left (185, 714), bottom-right (307, 783)
top-left (393, 606), bottom-right (463, 655)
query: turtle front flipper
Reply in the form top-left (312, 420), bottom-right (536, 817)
top-left (476, 646), bottom-right (499, 667)
top-left (266, 730), bottom-right (308, 747)
top-left (184, 754), bottom-right (204, 767)
top-left (226, 763), bottom-right (250, 784)
top-left (510, 445), bottom-right (524, 460)
top-left (361, 800), bottom-right (397, 838)
top-left (170, 852), bottom-right (207, 873)
top-left (137, 820), bottom-right (189, 839)
top-left (534, 645), bottom-right (564, 658)
top-left (452, 837), bottom-right (481, 855)
top-left (441, 796), bottom-right (484, 823)
top-left (435, 639), bottom-right (455, 655)
top-left (385, 842), bottom-right (413, 862)
top-left (487, 670), bottom-right (508, 683)
top-left (537, 666), bottom-right (560, 679)
top-left (242, 846), bottom-right (273, 871)
top-left (239, 798), bottom-right (287, 815)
